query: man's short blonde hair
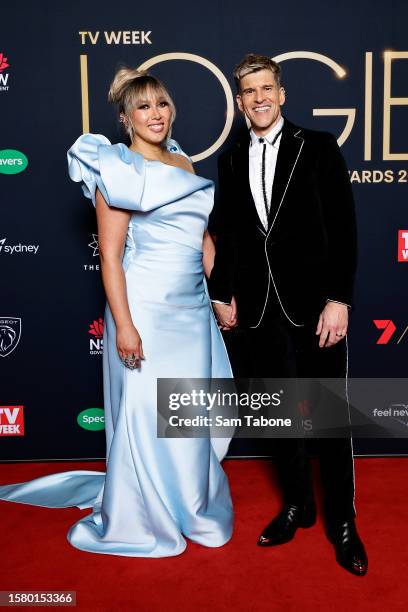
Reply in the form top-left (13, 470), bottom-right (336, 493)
top-left (233, 54), bottom-right (282, 91)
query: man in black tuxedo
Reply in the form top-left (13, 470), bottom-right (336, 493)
top-left (208, 54), bottom-right (367, 576)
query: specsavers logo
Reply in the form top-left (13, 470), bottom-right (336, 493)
top-left (0, 150), bottom-right (28, 174)
top-left (77, 408), bottom-right (105, 431)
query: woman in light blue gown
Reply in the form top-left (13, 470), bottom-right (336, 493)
top-left (0, 68), bottom-right (234, 557)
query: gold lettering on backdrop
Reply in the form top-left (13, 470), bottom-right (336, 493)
top-left (273, 51), bottom-right (347, 77)
top-left (88, 32), bottom-right (100, 45)
top-left (312, 109), bottom-right (356, 146)
top-left (273, 51), bottom-right (354, 147)
top-left (104, 32), bottom-right (122, 44)
top-left (364, 52), bottom-right (373, 161)
top-left (78, 32), bottom-right (100, 45)
top-left (78, 49), bottom-right (408, 162)
top-left (80, 55), bottom-right (90, 133)
top-left (137, 53), bottom-right (234, 162)
top-left (383, 51), bottom-right (408, 161)
top-left (78, 31), bottom-right (152, 45)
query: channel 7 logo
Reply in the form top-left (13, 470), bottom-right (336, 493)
top-left (373, 320), bottom-right (408, 344)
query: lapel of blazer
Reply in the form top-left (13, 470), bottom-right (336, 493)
top-left (230, 129), bottom-right (266, 235)
top-left (267, 119), bottom-right (305, 237)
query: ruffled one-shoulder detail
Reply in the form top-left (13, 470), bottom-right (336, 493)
top-left (67, 133), bottom-right (212, 212)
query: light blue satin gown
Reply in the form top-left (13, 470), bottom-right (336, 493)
top-left (0, 134), bottom-right (234, 557)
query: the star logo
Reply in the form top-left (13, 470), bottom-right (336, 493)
top-left (88, 233), bottom-right (99, 257)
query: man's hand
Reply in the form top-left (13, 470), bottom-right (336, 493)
top-left (213, 296), bottom-right (238, 331)
top-left (316, 302), bottom-right (348, 348)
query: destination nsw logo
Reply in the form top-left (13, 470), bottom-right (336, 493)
top-left (0, 406), bottom-right (24, 436)
top-left (89, 317), bottom-right (104, 355)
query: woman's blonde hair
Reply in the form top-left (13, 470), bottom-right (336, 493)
top-left (108, 67), bottom-right (176, 140)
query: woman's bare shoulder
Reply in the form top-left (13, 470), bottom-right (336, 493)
top-left (169, 152), bottom-right (195, 174)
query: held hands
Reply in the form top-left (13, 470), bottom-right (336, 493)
top-left (213, 296), bottom-right (238, 331)
top-left (116, 323), bottom-right (145, 369)
top-left (316, 302), bottom-right (349, 348)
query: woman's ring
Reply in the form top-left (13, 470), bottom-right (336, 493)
top-left (123, 353), bottom-right (138, 369)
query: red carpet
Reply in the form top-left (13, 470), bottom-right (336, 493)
top-left (0, 458), bottom-right (407, 611)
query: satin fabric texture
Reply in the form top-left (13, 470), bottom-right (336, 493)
top-left (0, 134), bottom-right (234, 557)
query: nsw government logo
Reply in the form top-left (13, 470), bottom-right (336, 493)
top-left (0, 52), bottom-right (10, 92)
top-left (0, 150), bottom-right (28, 175)
top-left (0, 317), bottom-right (21, 357)
top-left (89, 317), bottom-right (104, 355)
top-left (0, 406), bottom-right (24, 436)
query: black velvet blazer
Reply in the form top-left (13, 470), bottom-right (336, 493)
top-left (208, 118), bottom-right (358, 328)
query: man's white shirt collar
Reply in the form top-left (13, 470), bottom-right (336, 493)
top-left (250, 116), bottom-right (284, 147)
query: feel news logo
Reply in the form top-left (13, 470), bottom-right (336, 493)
top-left (0, 406), bottom-right (24, 436)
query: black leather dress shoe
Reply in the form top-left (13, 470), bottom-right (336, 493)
top-left (327, 519), bottom-right (368, 576)
top-left (257, 502), bottom-right (317, 546)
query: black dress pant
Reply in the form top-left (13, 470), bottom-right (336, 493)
top-left (226, 298), bottom-right (356, 524)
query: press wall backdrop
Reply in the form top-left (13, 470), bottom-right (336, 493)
top-left (1, 0), bottom-right (407, 460)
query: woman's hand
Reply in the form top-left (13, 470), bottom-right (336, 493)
top-left (116, 324), bottom-right (145, 368)
top-left (213, 296), bottom-right (238, 331)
